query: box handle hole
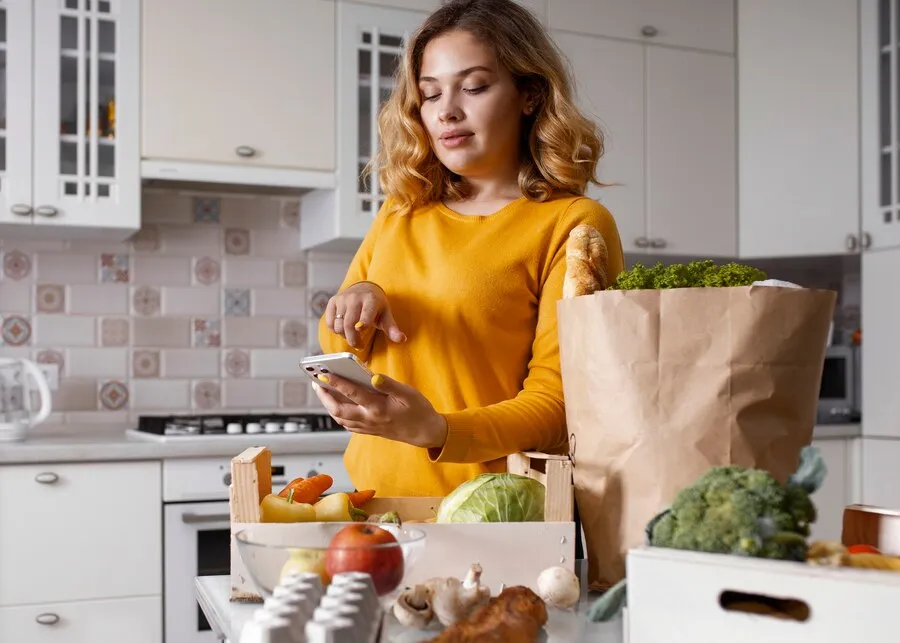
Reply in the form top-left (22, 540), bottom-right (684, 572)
top-left (718, 590), bottom-right (810, 622)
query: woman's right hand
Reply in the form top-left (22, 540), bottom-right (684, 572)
top-left (325, 282), bottom-right (407, 348)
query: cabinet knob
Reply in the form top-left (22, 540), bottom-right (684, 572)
top-left (634, 237), bottom-right (650, 248)
top-left (861, 231), bottom-right (872, 250)
top-left (35, 613), bottom-right (60, 626)
top-left (35, 206), bottom-right (59, 218)
top-left (223, 472), bottom-right (232, 486)
top-left (34, 472), bottom-right (59, 484)
top-left (649, 238), bottom-right (667, 249)
top-left (845, 234), bottom-right (859, 252)
top-left (10, 203), bottom-right (32, 216)
top-left (235, 145), bottom-right (257, 158)
top-left (641, 25), bottom-right (658, 37)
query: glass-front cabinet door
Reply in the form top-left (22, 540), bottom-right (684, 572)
top-left (0, 0), bottom-right (34, 229)
top-left (32, 0), bottom-right (139, 231)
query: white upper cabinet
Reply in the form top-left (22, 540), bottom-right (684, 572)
top-left (141, 0), bottom-right (336, 187)
top-left (300, 2), bottom-right (426, 252)
top-left (737, 0), bottom-right (860, 258)
top-left (861, 0), bottom-right (900, 251)
top-left (350, 0), bottom-right (546, 23)
top-left (645, 47), bottom-right (736, 257)
top-left (548, 0), bottom-right (734, 54)
top-left (0, 0), bottom-right (140, 239)
top-left (555, 32), bottom-right (646, 252)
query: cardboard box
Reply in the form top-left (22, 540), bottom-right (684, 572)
top-left (229, 446), bottom-right (577, 601)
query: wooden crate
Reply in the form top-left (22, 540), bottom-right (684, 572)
top-left (842, 504), bottom-right (900, 554)
top-left (229, 446), bottom-right (575, 601)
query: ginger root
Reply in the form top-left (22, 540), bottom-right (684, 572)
top-left (563, 224), bottom-right (609, 299)
top-left (393, 563), bottom-right (492, 629)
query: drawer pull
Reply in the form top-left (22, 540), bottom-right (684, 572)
top-left (11, 203), bottom-right (32, 216)
top-left (34, 472), bottom-right (59, 484)
top-left (35, 613), bottom-right (60, 625)
top-left (35, 205), bottom-right (59, 218)
top-left (182, 512), bottom-right (231, 525)
top-left (236, 145), bottom-right (257, 158)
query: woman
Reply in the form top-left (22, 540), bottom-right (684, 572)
top-left (314, 0), bottom-right (625, 497)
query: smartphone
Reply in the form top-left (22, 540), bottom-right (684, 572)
top-left (299, 352), bottom-right (384, 394)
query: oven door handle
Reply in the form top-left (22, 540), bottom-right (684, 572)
top-left (181, 512), bottom-right (232, 525)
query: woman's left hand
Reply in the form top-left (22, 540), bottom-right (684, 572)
top-left (312, 373), bottom-right (448, 450)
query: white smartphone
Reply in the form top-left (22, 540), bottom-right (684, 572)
top-left (299, 352), bottom-right (384, 394)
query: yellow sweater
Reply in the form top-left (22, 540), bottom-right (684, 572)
top-left (318, 194), bottom-right (625, 497)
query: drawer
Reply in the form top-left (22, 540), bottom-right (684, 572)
top-left (0, 461), bottom-right (162, 606)
top-left (0, 595), bottom-right (161, 643)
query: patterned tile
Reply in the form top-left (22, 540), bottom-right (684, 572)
top-left (3, 250), bottom-right (31, 280)
top-left (35, 285), bottom-right (66, 313)
top-left (36, 349), bottom-right (66, 375)
top-left (193, 197), bottom-right (221, 223)
top-left (281, 380), bottom-right (308, 408)
top-left (224, 349), bottom-right (250, 378)
top-left (194, 256), bottom-right (221, 285)
top-left (131, 225), bottom-right (161, 252)
top-left (281, 201), bottom-right (300, 229)
top-left (101, 318), bottom-right (129, 346)
top-left (133, 350), bottom-right (161, 378)
top-left (100, 253), bottom-right (130, 283)
top-left (99, 380), bottom-right (129, 410)
top-left (282, 260), bottom-right (307, 287)
top-left (1, 316), bottom-right (31, 346)
top-left (132, 286), bottom-right (161, 316)
top-left (224, 288), bottom-right (250, 316)
top-left (281, 319), bottom-right (307, 348)
top-left (309, 290), bottom-right (333, 318)
top-left (193, 318), bottom-right (221, 348)
top-left (193, 380), bottom-right (221, 409)
top-left (224, 228), bottom-right (250, 255)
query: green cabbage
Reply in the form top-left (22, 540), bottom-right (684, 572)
top-left (436, 473), bottom-right (546, 523)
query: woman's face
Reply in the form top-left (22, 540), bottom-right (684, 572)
top-left (418, 29), bottom-right (532, 180)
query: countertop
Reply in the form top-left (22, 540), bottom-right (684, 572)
top-left (0, 422), bottom-right (861, 465)
top-left (0, 424), bottom-right (352, 464)
top-left (195, 567), bottom-right (627, 643)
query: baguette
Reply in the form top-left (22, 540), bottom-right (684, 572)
top-left (563, 224), bottom-right (609, 299)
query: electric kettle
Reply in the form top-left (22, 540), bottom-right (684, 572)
top-left (0, 357), bottom-right (52, 442)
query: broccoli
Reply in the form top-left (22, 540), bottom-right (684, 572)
top-left (648, 465), bottom-right (815, 562)
top-left (607, 260), bottom-right (767, 290)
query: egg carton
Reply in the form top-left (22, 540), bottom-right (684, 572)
top-left (239, 571), bottom-right (384, 643)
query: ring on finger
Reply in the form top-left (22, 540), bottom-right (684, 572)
top-left (335, 313), bottom-right (344, 320)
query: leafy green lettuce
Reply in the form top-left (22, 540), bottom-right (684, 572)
top-left (436, 473), bottom-right (546, 523)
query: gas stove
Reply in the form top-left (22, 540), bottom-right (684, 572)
top-left (134, 412), bottom-right (341, 438)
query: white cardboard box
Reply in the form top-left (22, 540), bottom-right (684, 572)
top-left (626, 546), bottom-right (900, 642)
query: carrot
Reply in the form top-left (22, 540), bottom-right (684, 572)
top-left (278, 474), bottom-right (334, 504)
top-left (348, 489), bottom-right (376, 508)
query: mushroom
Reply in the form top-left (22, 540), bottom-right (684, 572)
top-left (393, 583), bottom-right (434, 628)
top-left (425, 563), bottom-right (492, 628)
top-left (536, 565), bottom-right (580, 610)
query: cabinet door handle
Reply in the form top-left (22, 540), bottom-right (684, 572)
top-left (650, 238), bottom-right (667, 249)
top-left (634, 237), bottom-right (650, 248)
top-left (10, 203), bottom-right (32, 216)
top-left (641, 25), bottom-right (658, 37)
top-left (861, 231), bottom-right (872, 249)
top-left (35, 206), bottom-right (59, 217)
top-left (34, 472), bottom-right (59, 484)
top-left (236, 145), bottom-right (257, 158)
top-left (845, 234), bottom-right (859, 251)
top-left (182, 512), bottom-right (231, 525)
top-left (35, 613), bottom-right (60, 625)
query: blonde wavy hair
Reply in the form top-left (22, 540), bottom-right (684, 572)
top-left (372, 0), bottom-right (606, 215)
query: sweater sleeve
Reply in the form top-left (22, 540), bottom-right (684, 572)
top-left (317, 205), bottom-right (389, 363)
top-left (428, 199), bottom-right (626, 464)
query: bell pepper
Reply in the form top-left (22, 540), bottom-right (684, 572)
top-left (313, 492), bottom-right (369, 522)
top-left (260, 488), bottom-right (317, 523)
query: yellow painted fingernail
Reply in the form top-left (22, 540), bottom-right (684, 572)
top-left (371, 374), bottom-right (384, 388)
top-left (317, 374), bottom-right (330, 383)
top-left (354, 321), bottom-right (365, 330)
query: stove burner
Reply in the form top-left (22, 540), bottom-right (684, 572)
top-left (136, 412), bottom-right (340, 437)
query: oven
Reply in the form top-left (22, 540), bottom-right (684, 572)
top-left (161, 453), bottom-right (353, 643)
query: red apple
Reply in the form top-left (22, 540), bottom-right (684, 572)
top-left (324, 524), bottom-right (404, 595)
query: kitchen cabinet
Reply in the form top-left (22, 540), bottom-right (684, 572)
top-left (548, 0), bottom-right (734, 54)
top-left (0, 460), bottom-right (162, 606)
top-left (808, 438), bottom-right (857, 543)
top-left (141, 0), bottom-right (336, 188)
top-left (300, 1), bottom-right (427, 251)
top-left (0, 0), bottom-right (140, 239)
top-left (555, 31), bottom-right (736, 256)
top-left (861, 249), bottom-right (900, 438)
top-left (349, 0), bottom-right (546, 23)
top-left (737, 0), bottom-right (860, 258)
top-left (0, 596), bottom-right (161, 643)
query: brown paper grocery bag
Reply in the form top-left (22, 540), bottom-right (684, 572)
top-left (557, 285), bottom-right (837, 590)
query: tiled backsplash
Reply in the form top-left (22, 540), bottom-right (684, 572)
top-left (0, 188), bottom-right (353, 426)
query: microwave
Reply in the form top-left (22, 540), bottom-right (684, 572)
top-left (817, 344), bottom-right (861, 424)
